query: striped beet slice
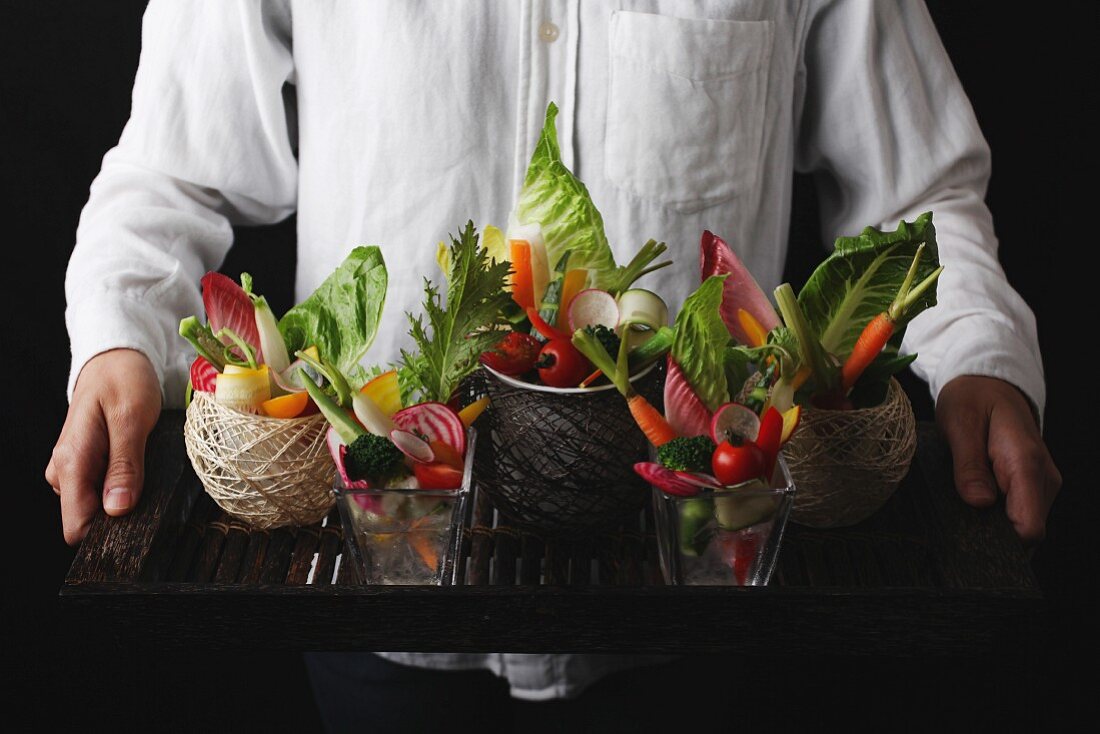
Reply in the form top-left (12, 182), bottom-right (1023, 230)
top-left (634, 462), bottom-right (700, 497)
top-left (190, 356), bottom-right (218, 393)
top-left (392, 402), bottom-right (466, 456)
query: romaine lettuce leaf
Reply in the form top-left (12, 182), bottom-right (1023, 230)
top-left (670, 275), bottom-right (731, 412)
top-left (799, 213), bottom-right (940, 359)
top-left (278, 246), bottom-right (388, 380)
top-left (514, 103), bottom-right (617, 285)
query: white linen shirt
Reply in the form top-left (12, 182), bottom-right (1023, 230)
top-left (65, 0), bottom-right (1046, 700)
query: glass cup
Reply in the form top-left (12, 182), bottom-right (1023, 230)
top-left (333, 430), bottom-right (475, 585)
top-left (652, 454), bottom-right (796, 586)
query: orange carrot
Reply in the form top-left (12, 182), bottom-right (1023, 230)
top-left (579, 368), bottom-right (603, 388)
top-left (840, 245), bottom-right (944, 393)
top-left (841, 313), bottom-right (894, 392)
top-left (509, 240), bottom-right (535, 310)
top-left (408, 516), bottom-right (439, 571)
top-left (627, 393), bottom-right (678, 447)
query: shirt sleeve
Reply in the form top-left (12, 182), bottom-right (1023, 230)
top-left (793, 0), bottom-right (1046, 429)
top-left (65, 0), bottom-right (297, 408)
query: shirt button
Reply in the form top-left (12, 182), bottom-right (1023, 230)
top-left (538, 21), bottom-right (560, 43)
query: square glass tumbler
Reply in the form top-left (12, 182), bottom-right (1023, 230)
top-left (333, 430), bottom-right (475, 585)
top-left (652, 454), bottom-right (796, 586)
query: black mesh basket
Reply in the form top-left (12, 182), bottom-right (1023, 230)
top-left (473, 360), bottom-right (665, 536)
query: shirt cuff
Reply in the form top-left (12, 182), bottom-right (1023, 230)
top-left (66, 295), bottom-right (191, 409)
top-left (917, 319), bottom-right (1047, 434)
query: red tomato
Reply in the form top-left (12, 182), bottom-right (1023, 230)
top-left (480, 332), bottom-right (541, 376)
top-left (414, 461), bottom-right (464, 490)
top-left (711, 440), bottom-right (766, 487)
top-left (536, 339), bottom-right (592, 388)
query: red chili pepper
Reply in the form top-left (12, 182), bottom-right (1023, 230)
top-left (755, 407), bottom-right (784, 478)
top-left (526, 306), bottom-right (570, 342)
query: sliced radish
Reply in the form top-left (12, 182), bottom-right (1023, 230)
top-left (664, 357), bottom-right (712, 438)
top-left (392, 402), bottom-right (466, 456)
top-left (634, 462), bottom-right (700, 497)
top-left (569, 289), bottom-right (619, 332)
top-left (389, 429), bottom-right (435, 464)
top-left (190, 356), bottom-right (218, 393)
top-left (710, 402), bottom-right (762, 445)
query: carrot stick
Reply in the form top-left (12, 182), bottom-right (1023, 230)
top-left (628, 393), bottom-right (678, 447)
top-left (841, 313), bottom-right (895, 391)
top-left (579, 368), bottom-right (603, 388)
top-left (409, 515), bottom-right (440, 571)
top-left (510, 240), bottom-right (535, 310)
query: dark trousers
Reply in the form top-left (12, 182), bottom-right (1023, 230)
top-left (304, 652), bottom-right (692, 733)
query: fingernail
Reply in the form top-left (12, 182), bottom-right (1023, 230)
top-left (104, 487), bottom-right (132, 511)
top-left (963, 481), bottom-right (995, 505)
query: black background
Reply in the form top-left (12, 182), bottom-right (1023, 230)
top-left (2, 2), bottom-right (1094, 730)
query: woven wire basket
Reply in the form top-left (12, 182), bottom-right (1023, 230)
top-left (475, 360), bottom-right (665, 535)
top-left (782, 377), bottom-right (917, 528)
top-left (184, 391), bottom-right (335, 529)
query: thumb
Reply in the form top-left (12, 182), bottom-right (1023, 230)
top-left (939, 405), bottom-right (998, 508)
top-left (102, 410), bottom-right (150, 516)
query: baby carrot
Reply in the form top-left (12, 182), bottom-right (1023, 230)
top-left (840, 245), bottom-right (944, 392)
top-left (628, 393), bottom-right (678, 447)
top-left (510, 240), bottom-right (535, 310)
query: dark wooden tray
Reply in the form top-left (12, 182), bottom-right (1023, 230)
top-left (60, 412), bottom-right (1042, 654)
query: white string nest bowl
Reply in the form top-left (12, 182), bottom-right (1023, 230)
top-left (782, 377), bottom-right (917, 528)
top-left (184, 391), bottom-right (335, 529)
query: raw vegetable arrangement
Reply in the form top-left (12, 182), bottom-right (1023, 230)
top-left (307, 222), bottom-right (509, 492)
top-left (179, 247), bottom-right (388, 418)
top-left (581, 215), bottom-right (943, 573)
top-left (476, 103), bottom-right (675, 389)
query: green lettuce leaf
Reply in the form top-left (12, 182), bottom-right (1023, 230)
top-left (798, 212), bottom-right (940, 359)
top-left (514, 103), bottom-right (617, 285)
top-left (278, 246), bottom-right (388, 380)
top-left (671, 275), bottom-right (731, 412)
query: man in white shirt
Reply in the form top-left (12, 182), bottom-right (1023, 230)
top-left (46, 0), bottom-right (1061, 715)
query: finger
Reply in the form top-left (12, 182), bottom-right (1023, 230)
top-left (102, 403), bottom-right (151, 517)
top-left (938, 406), bottom-right (997, 508)
top-left (989, 421), bottom-right (1057, 545)
top-left (45, 455), bottom-right (61, 496)
top-left (56, 411), bottom-right (109, 546)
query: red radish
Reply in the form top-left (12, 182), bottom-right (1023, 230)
top-left (634, 462), bottom-right (700, 497)
top-left (700, 231), bottom-right (779, 345)
top-left (568, 288), bottom-right (619, 332)
top-left (664, 357), bottom-right (712, 438)
top-left (389, 429), bottom-right (435, 464)
top-left (190, 356), bottom-right (218, 393)
top-left (201, 272), bottom-right (263, 362)
top-left (710, 402), bottom-right (762, 445)
top-left (392, 402), bottom-right (466, 456)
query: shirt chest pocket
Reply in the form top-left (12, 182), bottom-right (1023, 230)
top-left (604, 11), bottom-right (774, 214)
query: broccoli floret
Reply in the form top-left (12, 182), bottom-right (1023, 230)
top-left (657, 436), bottom-right (717, 473)
top-left (345, 433), bottom-right (405, 482)
top-left (583, 324), bottom-right (621, 358)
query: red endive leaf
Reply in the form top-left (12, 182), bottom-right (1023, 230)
top-left (664, 357), bottom-right (713, 439)
top-left (700, 231), bottom-right (780, 345)
top-left (201, 272), bottom-right (263, 363)
top-left (634, 462), bottom-right (700, 497)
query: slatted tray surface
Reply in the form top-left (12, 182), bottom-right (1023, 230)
top-left (60, 413), bottom-right (1043, 655)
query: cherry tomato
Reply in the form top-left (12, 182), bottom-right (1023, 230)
top-left (414, 461), bottom-right (464, 489)
top-left (711, 440), bottom-right (766, 487)
top-left (536, 339), bottom-right (592, 388)
top-left (480, 331), bottom-right (541, 375)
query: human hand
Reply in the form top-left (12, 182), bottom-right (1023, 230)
top-left (936, 375), bottom-right (1061, 544)
top-left (45, 348), bottom-right (162, 545)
